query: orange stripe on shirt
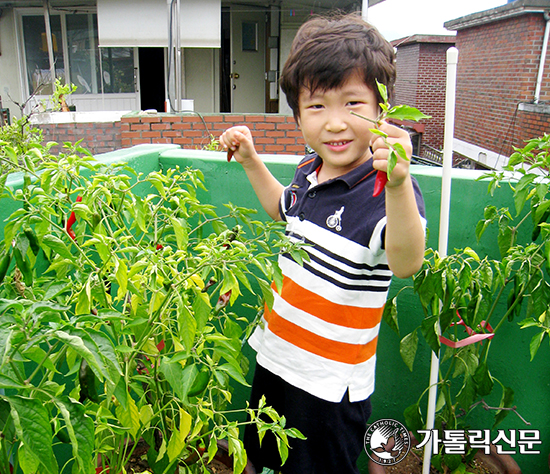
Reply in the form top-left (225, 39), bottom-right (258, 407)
top-left (297, 157), bottom-right (316, 169)
top-left (272, 277), bottom-right (384, 330)
top-left (264, 308), bottom-right (378, 364)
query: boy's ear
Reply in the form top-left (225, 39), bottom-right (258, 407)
top-left (296, 115), bottom-right (301, 130)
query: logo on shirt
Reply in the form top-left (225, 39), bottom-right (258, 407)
top-left (326, 206), bottom-right (344, 232)
top-left (364, 419), bottom-right (411, 466)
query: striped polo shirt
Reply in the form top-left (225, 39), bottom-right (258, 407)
top-left (248, 153), bottom-right (426, 403)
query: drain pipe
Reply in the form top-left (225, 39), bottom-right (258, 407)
top-left (362, 0), bottom-right (368, 21)
top-left (534, 11), bottom-right (550, 104)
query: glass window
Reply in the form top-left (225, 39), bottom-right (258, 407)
top-left (100, 47), bottom-right (135, 94)
top-left (66, 13), bottom-right (98, 94)
top-left (22, 15), bottom-right (65, 95)
top-left (22, 12), bottom-right (135, 96)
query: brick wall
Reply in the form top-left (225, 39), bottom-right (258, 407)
top-left (394, 43), bottom-right (420, 107)
top-left (454, 13), bottom-right (550, 158)
top-left (393, 37), bottom-right (455, 154)
top-left (37, 121), bottom-right (122, 155)
top-left (517, 108), bottom-right (550, 145)
top-left (120, 113), bottom-right (306, 154)
top-left (35, 113), bottom-right (306, 156)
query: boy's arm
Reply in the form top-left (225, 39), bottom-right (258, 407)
top-left (220, 126), bottom-right (284, 221)
top-left (371, 122), bottom-right (425, 279)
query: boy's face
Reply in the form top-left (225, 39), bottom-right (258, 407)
top-left (297, 71), bottom-right (379, 181)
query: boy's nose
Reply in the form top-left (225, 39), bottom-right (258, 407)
top-left (325, 112), bottom-right (348, 132)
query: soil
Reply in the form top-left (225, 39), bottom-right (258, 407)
top-left (207, 458), bottom-right (235, 474)
top-left (121, 439), bottom-right (238, 474)
top-left (383, 447), bottom-right (499, 474)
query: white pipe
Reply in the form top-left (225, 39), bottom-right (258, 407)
top-left (362, 0), bottom-right (368, 21)
top-left (534, 12), bottom-right (550, 104)
top-left (175, 0), bottom-right (182, 111)
top-left (422, 46), bottom-right (458, 474)
top-left (43, 0), bottom-right (56, 92)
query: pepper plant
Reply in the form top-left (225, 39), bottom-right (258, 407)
top-left (0, 119), bottom-right (305, 473)
top-left (384, 134), bottom-right (550, 471)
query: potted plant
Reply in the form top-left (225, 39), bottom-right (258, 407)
top-left (0, 100), bottom-right (305, 474)
top-left (377, 135), bottom-right (550, 473)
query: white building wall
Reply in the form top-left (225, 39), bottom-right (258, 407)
top-left (0, 8), bottom-right (24, 121)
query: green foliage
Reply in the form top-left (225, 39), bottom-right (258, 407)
top-left (0, 117), bottom-right (305, 473)
top-left (352, 81), bottom-right (431, 179)
top-left (390, 134), bottom-right (550, 472)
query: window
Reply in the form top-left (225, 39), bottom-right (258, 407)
top-left (22, 14), bottom-right (64, 95)
top-left (21, 11), bottom-right (135, 96)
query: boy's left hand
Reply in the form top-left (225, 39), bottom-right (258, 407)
top-left (370, 121), bottom-right (413, 190)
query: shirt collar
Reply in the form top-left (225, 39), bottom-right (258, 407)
top-left (298, 153), bottom-right (377, 189)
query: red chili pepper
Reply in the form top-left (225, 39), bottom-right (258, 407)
top-left (227, 149), bottom-right (234, 162)
top-left (66, 196), bottom-right (83, 240)
top-left (156, 243), bottom-right (164, 250)
top-left (215, 290), bottom-right (232, 312)
top-left (373, 171), bottom-right (388, 197)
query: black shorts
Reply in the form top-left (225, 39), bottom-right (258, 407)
top-left (244, 364), bottom-right (372, 474)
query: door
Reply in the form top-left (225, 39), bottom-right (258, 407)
top-left (138, 47), bottom-right (166, 112)
top-left (230, 5), bottom-right (266, 113)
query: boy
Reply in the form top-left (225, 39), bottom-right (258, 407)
top-left (220, 13), bottom-right (426, 474)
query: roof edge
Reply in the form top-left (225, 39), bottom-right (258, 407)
top-left (444, 0), bottom-right (549, 31)
top-left (391, 34), bottom-right (456, 47)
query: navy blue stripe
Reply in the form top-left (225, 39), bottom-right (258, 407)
top-left (305, 251), bottom-right (392, 282)
top-left (282, 253), bottom-right (391, 292)
top-left (287, 233), bottom-right (390, 273)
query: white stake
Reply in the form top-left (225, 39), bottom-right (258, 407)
top-left (422, 46), bottom-right (459, 474)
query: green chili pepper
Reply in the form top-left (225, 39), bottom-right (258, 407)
top-left (79, 358), bottom-right (99, 403)
top-left (23, 227), bottom-right (40, 256)
top-left (188, 366), bottom-right (210, 397)
top-left (0, 249), bottom-right (12, 284)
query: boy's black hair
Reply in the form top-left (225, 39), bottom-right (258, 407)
top-left (280, 12), bottom-right (396, 120)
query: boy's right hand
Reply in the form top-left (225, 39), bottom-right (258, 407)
top-left (219, 126), bottom-right (258, 165)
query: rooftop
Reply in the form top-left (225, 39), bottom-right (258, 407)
top-left (391, 34), bottom-right (456, 48)
top-left (444, 0), bottom-right (550, 31)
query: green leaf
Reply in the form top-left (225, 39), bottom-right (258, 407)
top-left (18, 443), bottom-right (40, 474)
top-left (257, 278), bottom-right (274, 311)
top-left (177, 302), bottom-right (197, 351)
top-left (53, 330), bottom-right (105, 381)
top-left (42, 234), bottom-right (73, 259)
top-left (493, 386), bottom-right (514, 428)
top-left (529, 331), bottom-right (546, 361)
top-left (22, 346), bottom-right (57, 372)
top-left (386, 104), bottom-right (431, 122)
top-left (217, 362), bottom-right (250, 387)
top-left (403, 403), bottom-right (424, 441)
top-left (421, 315), bottom-right (440, 355)
top-left (391, 142), bottom-right (408, 161)
top-left (7, 396), bottom-right (58, 474)
top-left (376, 80), bottom-right (388, 104)
top-left (167, 409), bottom-right (192, 462)
top-left (115, 395), bottom-right (140, 439)
top-left (54, 398), bottom-right (94, 474)
top-left (382, 296), bottom-right (399, 335)
top-left (400, 329), bottom-right (418, 371)
top-left (473, 362), bottom-right (493, 397)
top-left (170, 216), bottom-right (188, 250)
top-left (115, 258), bottom-right (128, 299)
top-left (456, 375), bottom-right (476, 412)
top-left (159, 357), bottom-right (187, 400)
top-left (0, 373), bottom-right (26, 390)
top-left (75, 279), bottom-right (92, 316)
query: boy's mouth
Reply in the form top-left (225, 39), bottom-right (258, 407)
top-left (325, 140), bottom-right (351, 149)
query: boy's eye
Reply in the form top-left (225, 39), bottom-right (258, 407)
top-left (309, 104), bottom-right (324, 109)
top-left (347, 101), bottom-right (362, 106)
